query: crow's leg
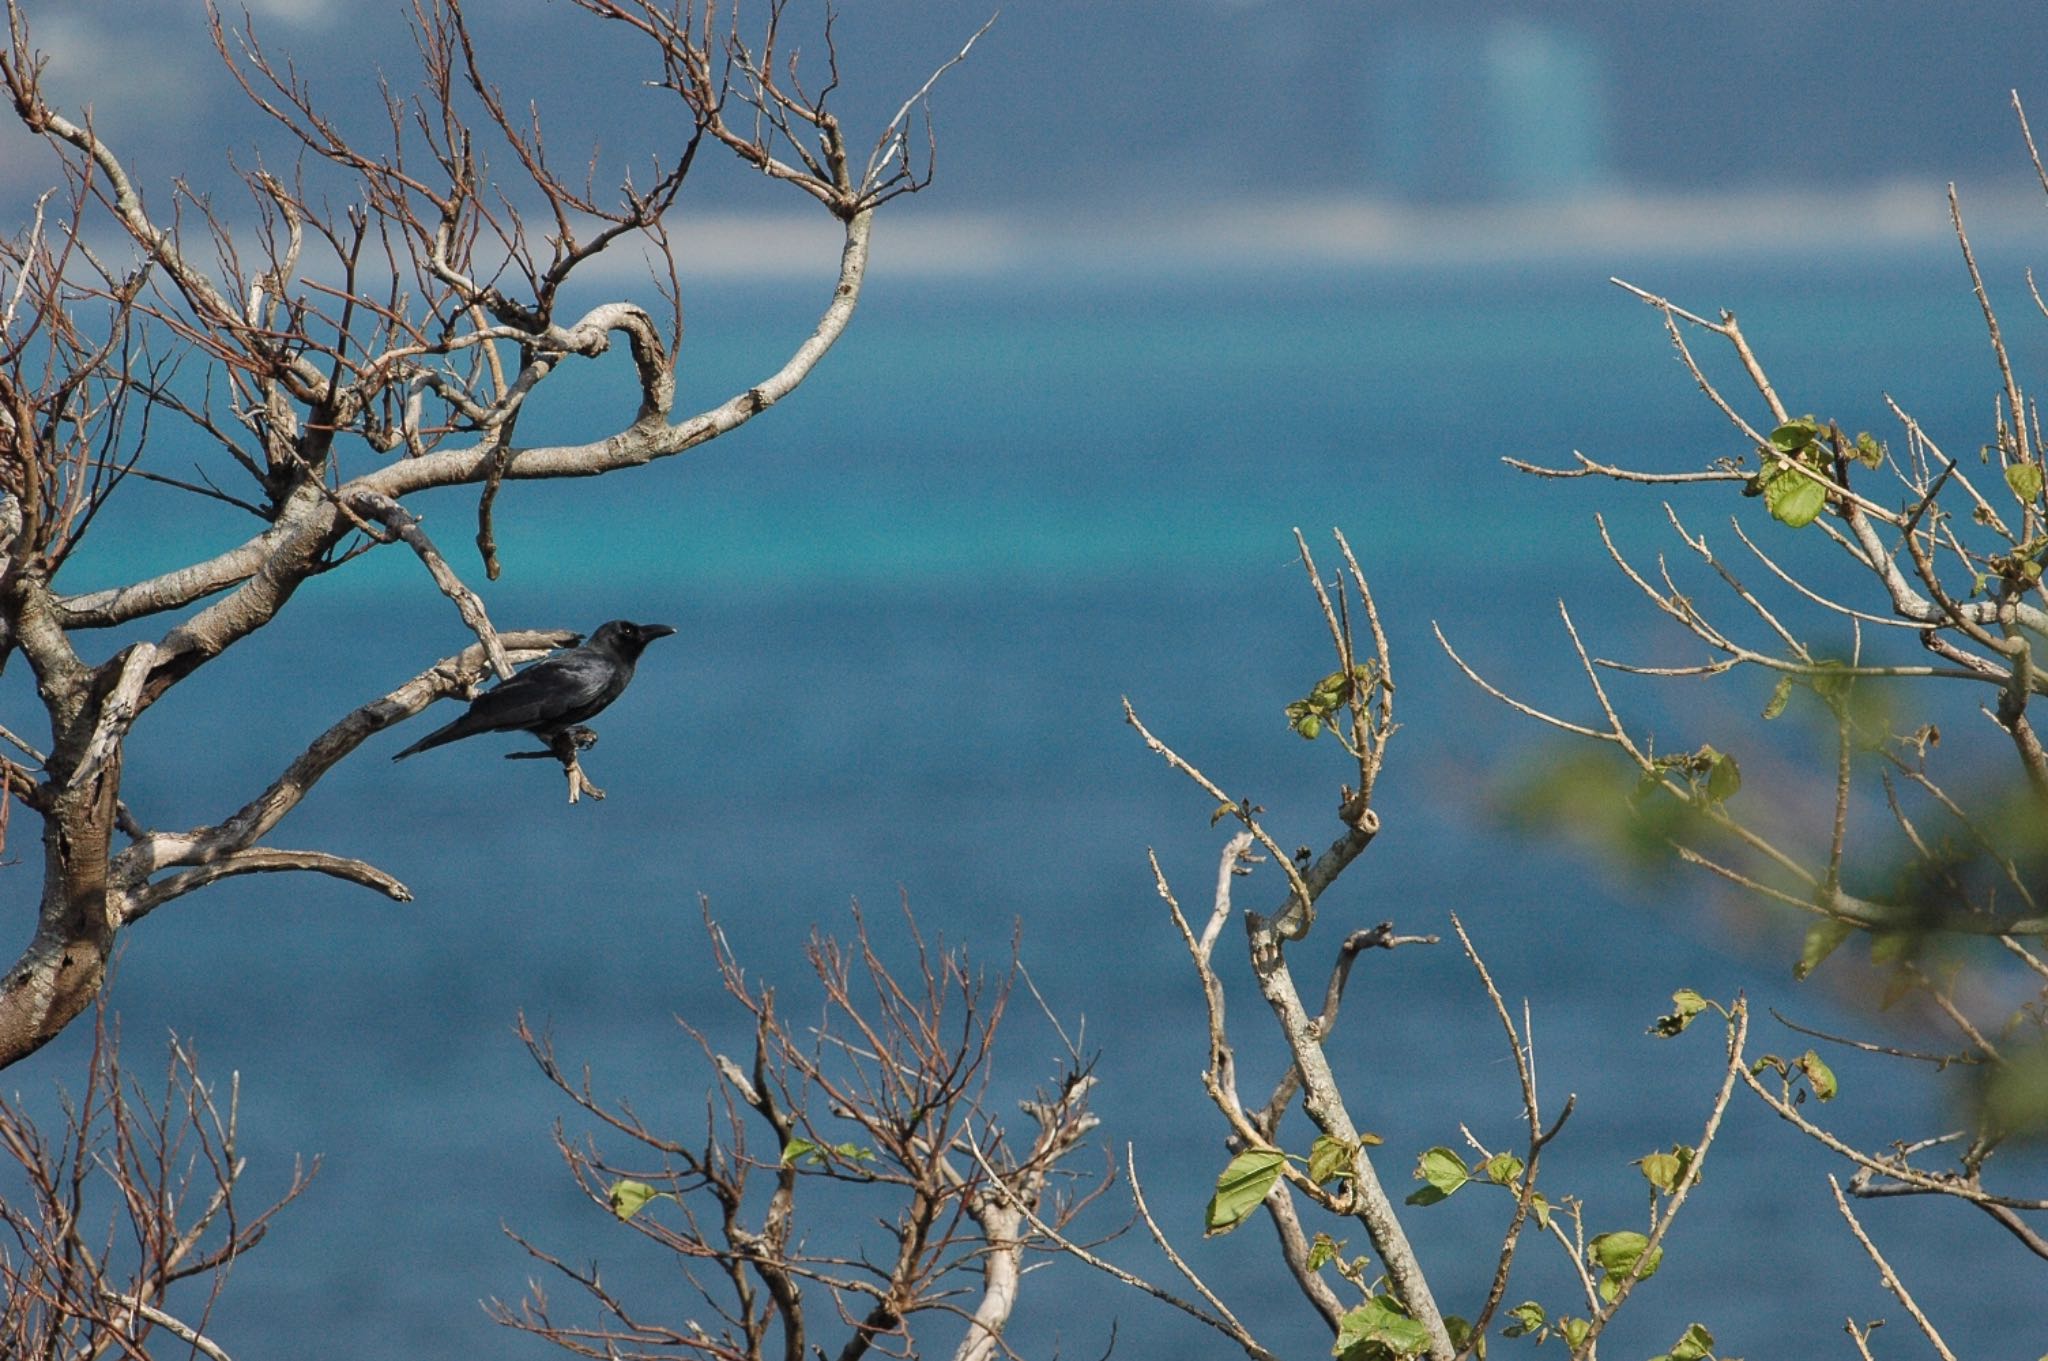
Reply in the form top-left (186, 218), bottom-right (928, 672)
top-left (554, 727), bottom-right (604, 803)
top-left (506, 726), bottom-right (605, 803)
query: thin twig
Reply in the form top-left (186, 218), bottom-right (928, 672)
top-left (1830, 1176), bottom-right (1959, 1361)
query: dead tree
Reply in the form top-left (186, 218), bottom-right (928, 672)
top-left (495, 903), bottom-right (1102, 1361)
top-left (0, 0), bottom-right (985, 1068)
top-left (0, 1004), bottom-right (310, 1360)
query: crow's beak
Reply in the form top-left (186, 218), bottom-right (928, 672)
top-left (642, 624), bottom-right (677, 639)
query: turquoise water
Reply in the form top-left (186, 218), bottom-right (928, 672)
top-left (17, 249), bottom-right (2046, 1357)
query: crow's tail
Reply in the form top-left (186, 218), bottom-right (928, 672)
top-left (391, 718), bottom-right (465, 761)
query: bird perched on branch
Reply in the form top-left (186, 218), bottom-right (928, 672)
top-left (393, 620), bottom-right (676, 763)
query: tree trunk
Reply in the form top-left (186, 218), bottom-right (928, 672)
top-left (0, 744), bottom-right (119, 1067)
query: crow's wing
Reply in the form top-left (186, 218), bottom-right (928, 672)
top-left (392, 647), bottom-right (621, 759)
top-left (460, 648), bottom-right (618, 732)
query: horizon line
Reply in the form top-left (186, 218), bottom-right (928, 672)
top-left (595, 175), bottom-right (2048, 282)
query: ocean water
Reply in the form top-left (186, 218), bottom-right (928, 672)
top-left (7, 247), bottom-right (2045, 1357)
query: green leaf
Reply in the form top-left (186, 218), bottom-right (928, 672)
top-left (1308, 1134), bottom-right (1354, 1186)
top-left (782, 1138), bottom-right (874, 1166)
top-left (1638, 1151), bottom-right (1683, 1193)
top-left (1559, 1317), bottom-right (1592, 1350)
top-left (1590, 1230), bottom-right (1663, 1294)
top-left (1638, 1144), bottom-right (1696, 1194)
top-left (1334, 1296), bottom-right (1432, 1360)
top-left (1765, 468), bottom-right (1827, 528)
top-left (1444, 1315), bottom-right (1483, 1359)
top-left (1704, 749), bottom-right (1740, 803)
top-left (1672, 1144), bottom-right (1697, 1186)
top-left (1769, 419), bottom-right (1820, 453)
top-left (1855, 431), bottom-right (1884, 468)
top-left (1795, 918), bottom-right (1854, 980)
top-left (1651, 988), bottom-right (1709, 1037)
top-left (1808, 659), bottom-right (1854, 702)
top-left (1416, 1146), bottom-right (1469, 1188)
top-left (1762, 674), bottom-right (1795, 720)
top-left (1980, 1043), bottom-right (2048, 1136)
top-left (2008, 462), bottom-right (2045, 502)
top-left (1798, 1049), bottom-right (1838, 1101)
top-left (1406, 1146), bottom-right (1470, 1205)
top-left (1668, 1322), bottom-right (1717, 1361)
top-left (1359, 1130), bottom-right (1384, 1146)
top-left (1481, 1152), bottom-right (1525, 1186)
top-left (1205, 1149), bottom-right (1286, 1236)
top-left (1307, 1232), bottom-right (1344, 1271)
top-left (607, 1179), bottom-right (667, 1220)
top-left (1589, 1229), bottom-right (1651, 1273)
top-left (1502, 1301), bottom-right (1546, 1339)
top-left (1530, 1191), bottom-right (1552, 1230)
top-left (1288, 669), bottom-right (1363, 741)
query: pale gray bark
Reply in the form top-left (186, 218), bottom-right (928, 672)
top-left (0, 0), bottom-right (936, 1067)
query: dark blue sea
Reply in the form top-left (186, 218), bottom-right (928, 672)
top-left (11, 246), bottom-right (2045, 1357)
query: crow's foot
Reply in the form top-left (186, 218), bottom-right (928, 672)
top-left (563, 751), bottom-right (605, 804)
top-left (552, 727), bottom-right (604, 803)
top-left (506, 727), bottom-right (605, 803)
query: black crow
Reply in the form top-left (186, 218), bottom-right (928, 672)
top-left (392, 620), bottom-right (675, 761)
